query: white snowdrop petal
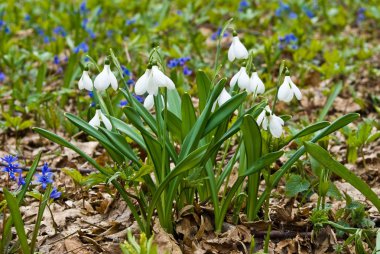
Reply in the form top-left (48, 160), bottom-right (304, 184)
top-left (218, 88), bottom-right (232, 106)
top-left (228, 46), bottom-right (235, 62)
top-left (256, 111), bottom-right (265, 126)
top-left (100, 112), bottom-right (112, 131)
top-left (278, 81), bottom-right (292, 102)
top-left (94, 68), bottom-right (110, 91)
top-left (233, 38), bottom-right (249, 60)
top-left (262, 117), bottom-right (269, 130)
top-left (144, 94), bottom-right (155, 110)
top-left (230, 72), bottom-right (240, 87)
top-left (238, 68), bottom-right (250, 89)
top-left (82, 72), bottom-right (93, 91)
top-left (291, 83), bottom-right (302, 100)
top-left (269, 115), bottom-right (284, 138)
top-left (78, 76), bottom-right (84, 90)
top-left (135, 71), bottom-right (149, 95)
top-left (108, 71), bottom-right (118, 91)
top-left (89, 110), bottom-right (101, 129)
top-left (164, 76), bottom-right (175, 90)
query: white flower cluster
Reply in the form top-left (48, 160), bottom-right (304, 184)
top-left (227, 32), bottom-right (302, 138)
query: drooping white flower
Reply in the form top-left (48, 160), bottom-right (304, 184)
top-left (135, 65), bottom-right (175, 96)
top-left (278, 76), bottom-right (302, 103)
top-left (257, 106), bottom-right (284, 138)
top-left (230, 67), bottom-right (250, 89)
top-left (228, 34), bottom-right (249, 62)
top-left (94, 61), bottom-right (118, 91)
top-left (89, 109), bottom-right (112, 131)
top-left (143, 94), bottom-right (165, 110)
top-left (247, 72), bottom-right (265, 95)
top-left (78, 70), bottom-right (93, 91)
top-left (212, 88), bottom-right (232, 112)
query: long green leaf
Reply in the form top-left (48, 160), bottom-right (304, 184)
top-left (3, 189), bottom-right (30, 254)
top-left (111, 117), bottom-right (146, 149)
top-left (181, 93), bottom-right (197, 140)
top-left (196, 70), bottom-right (211, 112)
top-left (304, 142), bottom-right (380, 211)
top-left (318, 82), bottom-right (342, 121)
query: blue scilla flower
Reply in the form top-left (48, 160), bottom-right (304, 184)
top-left (18, 174), bottom-right (25, 186)
top-left (81, 18), bottom-right (88, 29)
top-left (53, 26), bottom-right (67, 37)
top-left (178, 57), bottom-right (190, 66)
top-left (176, 10), bottom-right (182, 15)
top-left (279, 33), bottom-right (298, 50)
top-left (121, 65), bottom-right (131, 77)
top-left (80, 1), bottom-right (87, 14)
top-left (126, 18), bottom-right (136, 26)
top-left (86, 29), bottom-right (96, 39)
top-left (36, 27), bottom-right (44, 36)
top-left (127, 79), bottom-right (135, 86)
top-left (238, 0), bottom-right (249, 12)
top-left (211, 27), bottom-right (229, 41)
top-left (97, 7), bottom-right (102, 16)
top-left (4, 26), bottom-right (10, 34)
top-left (288, 12), bottom-right (297, 19)
top-left (119, 100), bottom-right (128, 107)
top-left (183, 66), bottom-right (192, 76)
top-left (0, 20), bottom-right (5, 27)
top-left (303, 7), bottom-right (314, 18)
top-left (167, 59), bottom-right (179, 68)
top-left (50, 187), bottom-right (61, 199)
top-left (357, 7), bottom-right (365, 24)
top-left (134, 94), bottom-right (144, 103)
top-left (43, 36), bottom-right (50, 44)
top-left (2, 155), bottom-right (22, 181)
top-left (74, 42), bottom-right (89, 54)
top-left (24, 14), bottom-right (31, 21)
top-left (53, 55), bottom-right (60, 65)
top-left (88, 91), bottom-right (94, 98)
top-left (275, 2), bottom-right (290, 17)
top-left (36, 162), bottom-right (53, 189)
top-left (106, 29), bottom-right (114, 38)
top-left (0, 72), bottom-right (5, 82)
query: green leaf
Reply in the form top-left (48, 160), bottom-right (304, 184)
top-left (318, 82), bottom-right (342, 121)
top-left (285, 174), bottom-right (310, 197)
top-left (196, 70), bottom-right (211, 113)
top-left (3, 189), bottom-right (30, 254)
top-left (304, 142), bottom-right (380, 212)
top-left (181, 93), bottom-right (197, 140)
top-left (290, 121), bottom-right (330, 141)
top-left (204, 92), bottom-right (247, 135)
top-left (165, 110), bottom-right (182, 141)
top-left (239, 151), bottom-right (283, 177)
top-left (110, 117), bottom-right (146, 150)
top-left (167, 88), bottom-right (181, 118)
top-left (367, 131), bottom-right (380, 144)
top-left (33, 127), bottom-right (110, 176)
top-left (62, 168), bottom-right (85, 185)
top-left (36, 62), bottom-right (47, 93)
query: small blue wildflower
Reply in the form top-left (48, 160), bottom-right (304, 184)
top-left (74, 42), bottom-right (89, 54)
top-left (0, 72), bottom-right (5, 82)
top-left (88, 91), bottom-right (94, 98)
top-left (18, 174), bottom-right (25, 186)
top-left (183, 66), bottom-right (192, 76)
top-left (279, 33), bottom-right (298, 50)
top-left (80, 1), bottom-right (87, 14)
top-left (357, 7), bottom-right (365, 24)
top-left (119, 100), bottom-right (128, 107)
top-left (36, 162), bottom-right (53, 189)
top-left (53, 26), bottom-right (67, 37)
top-left (53, 55), bottom-right (60, 65)
top-left (43, 36), bottom-right (50, 44)
top-left (238, 0), bottom-right (249, 12)
top-left (97, 7), bottom-right (102, 16)
top-left (121, 65), bottom-right (131, 77)
top-left (2, 155), bottom-right (22, 181)
top-left (176, 10), bottom-right (182, 15)
top-left (288, 12), bottom-right (297, 19)
top-left (303, 7), bottom-right (314, 18)
top-left (50, 187), bottom-right (62, 199)
top-left (4, 26), bottom-right (10, 34)
top-left (24, 14), bottom-right (31, 21)
top-left (178, 57), bottom-right (190, 66)
top-left (36, 28), bottom-right (44, 36)
top-left (211, 27), bottom-right (229, 41)
top-left (126, 18), bottom-right (136, 26)
top-left (106, 29), bottom-right (114, 38)
top-left (84, 56), bottom-right (90, 62)
top-left (134, 95), bottom-right (144, 103)
top-left (132, 28), bottom-right (138, 33)
top-left (57, 67), bottom-right (63, 74)
top-left (167, 59), bottom-right (179, 68)
top-left (81, 18), bottom-right (88, 28)
top-left (0, 20), bottom-right (5, 27)
top-left (90, 102), bottom-right (96, 107)
top-left (127, 79), bottom-right (135, 86)
top-left (86, 29), bottom-right (96, 39)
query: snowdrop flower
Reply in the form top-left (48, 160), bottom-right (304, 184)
top-left (230, 67), bottom-right (250, 89)
top-left (78, 67), bottom-right (93, 91)
top-left (135, 64), bottom-right (175, 96)
top-left (278, 73), bottom-right (302, 103)
top-left (228, 32), bottom-right (249, 62)
top-left (94, 59), bottom-right (118, 91)
top-left (212, 88), bottom-right (232, 112)
top-left (89, 109), bottom-right (112, 131)
top-left (257, 106), bottom-right (284, 138)
top-left (143, 94), bottom-right (165, 110)
top-left (247, 72), bottom-right (265, 95)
